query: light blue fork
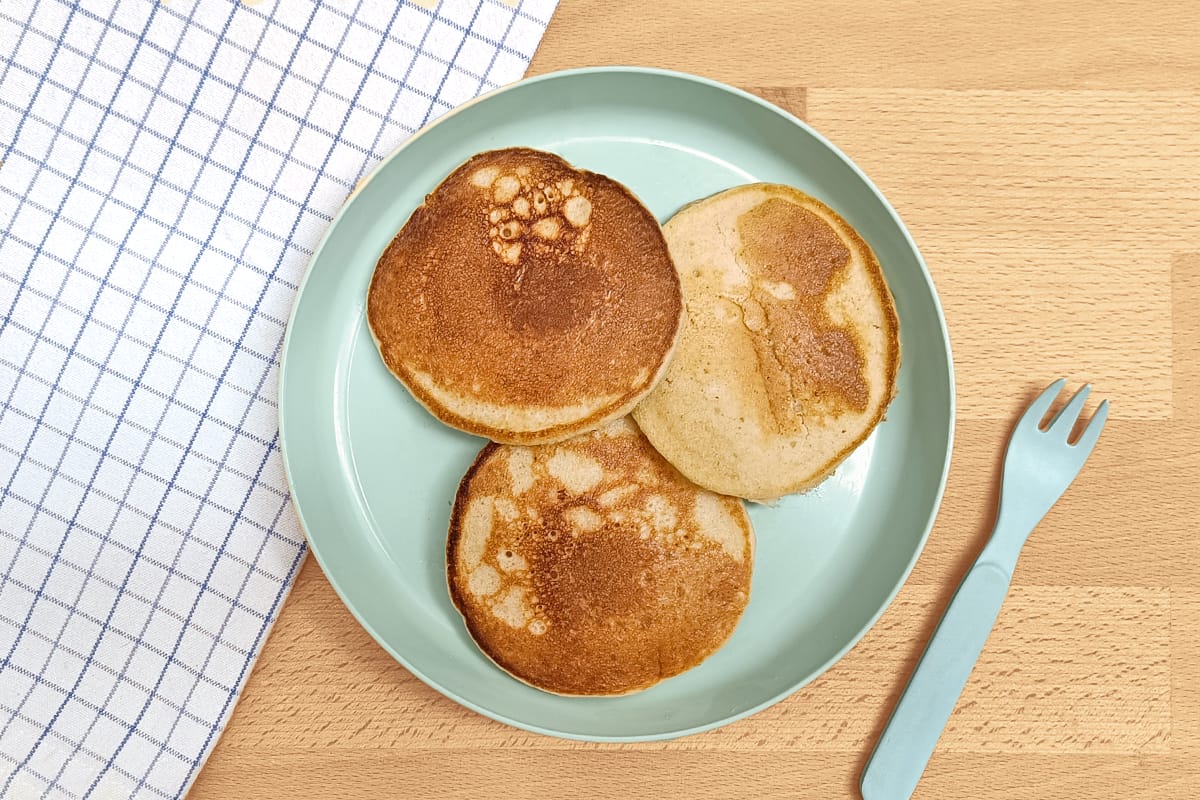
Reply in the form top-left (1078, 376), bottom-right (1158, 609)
top-left (861, 379), bottom-right (1109, 800)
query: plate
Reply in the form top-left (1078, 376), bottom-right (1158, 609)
top-left (279, 67), bottom-right (954, 741)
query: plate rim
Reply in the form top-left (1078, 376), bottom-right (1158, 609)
top-left (278, 65), bottom-right (957, 741)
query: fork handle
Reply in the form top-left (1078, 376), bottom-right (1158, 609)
top-left (860, 560), bottom-right (1013, 800)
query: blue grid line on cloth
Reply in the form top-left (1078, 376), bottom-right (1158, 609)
top-left (0, 97), bottom-right (344, 255)
top-left (177, 515), bottom-right (305, 794)
top-left (0, 568), bottom-right (250, 691)
top-left (6, 17), bottom-right (396, 161)
top-left (0, 196), bottom-right (307, 311)
top-left (2, 17), bottom-right (179, 484)
top-left (361, 0), bottom-right (441, 151)
top-left (419, 1), bottom-right (486, 129)
top-left (0, 488), bottom-right (285, 609)
top-left (2, 4), bottom-right (294, 790)
top-left (3, 662), bottom-right (209, 768)
top-left (0, 390), bottom-right (288, 515)
top-left (0, 3), bottom-right (544, 232)
top-left (2, 2), bottom-right (234, 790)
top-left (0, 301), bottom-right (287, 422)
top-left (0, 385), bottom-right (290, 518)
top-left (0, 3), bottom-right (126, 350)
top-left (117, 0), bottom-right (405, 784)
top-left (0, 8), bottom-right (122, 317)
top-left (0, 548), bottom-right (274, 647)
top-left (56, 0), bottom-right (546, 158)
top-left (0, 404), bottom-right (293, 589)
top-left (55, 2), bottom-right (310, 790)
top-left (0, 0), bottom-right (556, 795)
top-left (0, 2), bottom-right (85, 171)
top-left (0, 709), bottom-right (174, 800)
top-left (1, 0), bottom-right (178, 672)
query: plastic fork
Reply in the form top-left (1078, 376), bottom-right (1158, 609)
top-left (861, 379), bottom-right (1109, 800)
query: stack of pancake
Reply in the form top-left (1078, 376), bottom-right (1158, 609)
top-left (367, 148), bottom-right (899, 695)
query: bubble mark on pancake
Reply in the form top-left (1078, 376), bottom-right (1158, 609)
top-left (563, 195), bottom-right (592, 228)
top-left (759, 279), bottom-right (796, 300)
top-left (644, 494), bottom-right (678, 530)
top-left (493, 175), bottom-right (521, 203)
top-left (472, 167), bottom-right (499, 188)
top-left (492, 586), bottom-right (531, 628)
top-left (532, 216), bottom-right (561, 240)
top-left (494, 497), bottom-right (519, 521)
top-left (497, 547), bottom-right (528, 573)
top-left (598, 485), bottom-right (636, 507)
top-left (461, 497), bottom-right (493, 568)
top-left (468, 565), bottom-right (500, 598)
top-left (483, 170), bottom-right (595, 265)
top-left (492, 240), bottom-right (523, 265)
top-left (565, 505), bottom-right (603, 533)
top-left (692, 493), bottom-right (747, 562)
top-left (547, 450), bottom-right (603, 493)
top-left (507, 448), bottom-right (534, 495)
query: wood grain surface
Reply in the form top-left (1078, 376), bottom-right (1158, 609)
top-left (192, 1), bottom-right (1200, 797)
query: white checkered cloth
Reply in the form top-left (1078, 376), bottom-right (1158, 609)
top-left (0, 1), bottom-right (556, 796)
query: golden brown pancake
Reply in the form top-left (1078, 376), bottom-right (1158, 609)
top-left (446, 418), bottom-right (754, 696)
top-left (632, 184), bottom-right (901, 501)
top-left (367, 148), bottom-right (682, 445)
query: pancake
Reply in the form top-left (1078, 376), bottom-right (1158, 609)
top-left (632, 184), bottom-right (901, 502)
top-left (367, 147), bottom-right (682, 445)
top-left (446, 418), bottom-right (754, 696)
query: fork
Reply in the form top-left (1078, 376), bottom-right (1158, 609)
top-left (860, 379), bottom-right (1109, 800)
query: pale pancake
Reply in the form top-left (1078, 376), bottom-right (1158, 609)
top-left (632, 184), bottom-right (901, 501)
top-left (446, 418), bottom-right (754, 696)
top-left (367, 148), bottom-right (682, 445)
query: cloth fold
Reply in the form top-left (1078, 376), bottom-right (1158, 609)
top-left (0, 1), bottom-right (556, 796)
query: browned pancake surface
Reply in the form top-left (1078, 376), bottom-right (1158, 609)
top-left (736, 197), bottom-right (872, 424)
top-left (367, 148), bottom-right (682, 444)
top-left (446, 419), bottom-right (753, 696)
top-left (632, 183), bottom-right (901, 501)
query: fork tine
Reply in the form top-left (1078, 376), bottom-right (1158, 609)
top-left (1018, 378), bottom-right (1067, 430)
top-left (1072, 398), bottom-right (1110, 454)
top-left (1048, 384), bottom-right (1092, 434)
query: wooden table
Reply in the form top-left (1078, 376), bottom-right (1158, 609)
top-left (191, 2), bottom-right (1200, 797)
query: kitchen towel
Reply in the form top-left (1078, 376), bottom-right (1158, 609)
top-left (0, 1), bottom-right (556, 796)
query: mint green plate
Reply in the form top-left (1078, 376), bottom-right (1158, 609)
top-left (279, 67), bottom-right (954, 741)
